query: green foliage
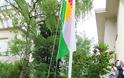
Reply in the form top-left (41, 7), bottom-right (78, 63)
top-left (0, 0), bottom-right (93, 78)
top-left (9, 36), bottom-right (27, 55)
top-left (0, 61), bottom-right (21, 78)
top-left (76, 35), bottom-right (92, 51)
top-left (33, 35), bottom-right (59, 64)
top-left (72, 35), bottom-right (92, 78)
top-left (76, 0), bottom-right (93, 17)
top-left (38, 0), bottom-right (59, 31)
top-left (73, 41), bottom-right (113, 78)
top-left (30, 63), bottom-right (48, 78)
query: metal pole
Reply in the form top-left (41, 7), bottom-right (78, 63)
top-left (68, 0), bottom-right (75, 78)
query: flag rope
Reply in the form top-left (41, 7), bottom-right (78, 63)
top-left (47, 4), bottom-right (61, 78)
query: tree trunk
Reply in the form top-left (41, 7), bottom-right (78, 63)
top-left (20, 58), bottom-right (30, 78)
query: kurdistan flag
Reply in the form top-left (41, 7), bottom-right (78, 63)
top-left (57, 0), bottom-right (76, 59)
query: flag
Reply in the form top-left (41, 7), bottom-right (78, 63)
top-left (57, 0), bottom-right (76, 59)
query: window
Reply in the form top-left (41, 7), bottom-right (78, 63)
top-left (2, 17), bottom-right (12, 28)
top-left (0, 16), bottom-right (12, 29)
top-left (0, 38), bottom-right (8, 55)
top-left (0, 0), bottom-right (14, 7)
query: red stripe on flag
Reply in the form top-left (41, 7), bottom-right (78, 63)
top-left (68, 0), bottom-right (72, 7)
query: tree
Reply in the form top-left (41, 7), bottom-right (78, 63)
top-left (0, 0), bottom-right (93, 78)
top-left (72, 35), bottom-right (92, 78)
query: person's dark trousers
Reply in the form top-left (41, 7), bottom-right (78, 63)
top-left (117, 66), bottom-right (124, 78)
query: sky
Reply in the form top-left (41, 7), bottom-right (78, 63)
top-left (77, 0), bottom-right (106, 43)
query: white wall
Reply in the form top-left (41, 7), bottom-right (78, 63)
top-left (0, 29), bottom-right (15, 61)
top-left (0, 55), bottom-right (20, 63)
top-left (116, 0), bottom-right (124, 61)
top-left (104, 18), bottom-right (117, 50)
top-left (0, 29), bottom-right (14, 40)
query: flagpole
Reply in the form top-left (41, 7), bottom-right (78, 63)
top-left (68, 0), bottom-right (75, 78)
top-left (68, 51), bottom-right (73, 78)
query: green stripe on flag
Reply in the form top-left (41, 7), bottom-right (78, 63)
top-left (61, 0), bottom-right (66, 24)
top-left (57, 33), bottom-right (69, 59)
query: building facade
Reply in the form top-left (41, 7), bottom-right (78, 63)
top-left (96, 0), bottom-right (124, 61)
top-left (0, 5), bottom-right (19, 62)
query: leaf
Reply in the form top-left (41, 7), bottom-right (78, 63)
top-left (15, 0), bottom-right (36, 28)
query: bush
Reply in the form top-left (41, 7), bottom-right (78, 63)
top-left (0, 61), bottom-right (22, 78)
top-left (73, 42), bottom-right (113, 78)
